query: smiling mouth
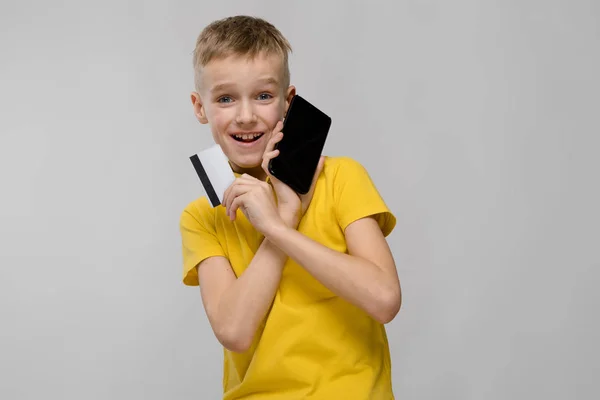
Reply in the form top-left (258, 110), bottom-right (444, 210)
top-left (231, 132), bottom-right (264, 143)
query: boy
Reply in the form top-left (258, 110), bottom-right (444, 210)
top-left (180, 15), bottom-right (401, 399)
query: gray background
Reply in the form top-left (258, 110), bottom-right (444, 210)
top-left (1, 0), bottom-right (598, 399)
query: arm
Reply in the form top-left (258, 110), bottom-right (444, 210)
top-left (264, 216), bottom-right (401, 324)
top-left (199, 131), bottom-right (322, 353)
top-left (197, 237), bottom-right (287, 353)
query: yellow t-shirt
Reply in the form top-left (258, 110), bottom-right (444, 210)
top-left (180, 156), bottom-right (397, 399)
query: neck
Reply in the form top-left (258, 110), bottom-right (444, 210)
top-left (230, 163), bottom-right (268, 181)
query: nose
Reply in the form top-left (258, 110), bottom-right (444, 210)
top-left (236, 100), bottom-right (257, 125)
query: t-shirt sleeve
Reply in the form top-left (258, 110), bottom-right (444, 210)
top-left (334, 157), bottom-right (396, 237)
top-left (179, 199), bottom-right (226, 286)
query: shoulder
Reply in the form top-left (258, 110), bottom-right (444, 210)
top-left (323, 156), bottom-right (370, 180)
top-left (322, 156), bottom-right (396, 236)
top-left (179, 196), bottom-right (227, 286)
top-left (180, 196), bottom-right (215, 230)
top-left (322, 156), bottom-right (376, 189)
top-left (323, 155), bottom-right (364, 171)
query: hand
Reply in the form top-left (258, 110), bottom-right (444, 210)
top-left (261, 121), bottom-right (325, 228)
top-left (222, 173), bottom-right (284, 235)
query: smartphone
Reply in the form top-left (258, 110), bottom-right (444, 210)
top-left (268, 95), bottom-right (331, 194)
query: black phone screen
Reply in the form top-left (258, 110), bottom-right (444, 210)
top-left (268, 95), bottom-right (331, 194)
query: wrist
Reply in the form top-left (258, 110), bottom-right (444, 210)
top-left (260, 236), bottom-right (288, 263)
top-left (263, 217), bottom-right (292, 242)
top-left (278, 207), bottom-right (301, 228)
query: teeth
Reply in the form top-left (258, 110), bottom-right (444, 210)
top-left (234, 133), bottom-right (262, 140)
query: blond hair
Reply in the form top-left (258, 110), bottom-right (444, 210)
top-left (193, 16), bottom-right (292, 91)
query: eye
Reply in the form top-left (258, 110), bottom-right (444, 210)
top-left (217, 96), bottom-right (233, 104)
top-left (257, 93), bottom-right (273, 101)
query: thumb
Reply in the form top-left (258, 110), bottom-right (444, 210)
top-left (301, 156), bottom-right (325, 205)
top-left (315, 155), bottom-right (325, 177)
top-left (311, 156), bottom-right (325, 187)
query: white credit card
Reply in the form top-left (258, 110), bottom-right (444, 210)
top-left (189, 144), bottom-right (235, 207)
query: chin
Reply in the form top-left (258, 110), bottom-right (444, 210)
top-left (229, 154), bottom-right (263, 170)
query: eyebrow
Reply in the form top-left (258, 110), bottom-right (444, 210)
top-left (209, 77), bottom-right (280, 94)
top-left (256, 77), bottom-right (279, 86)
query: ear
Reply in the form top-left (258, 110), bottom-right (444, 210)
top-left (284, 85), bottom-right (296, 116)
top-left (190, 91), bottom-right (209, 124)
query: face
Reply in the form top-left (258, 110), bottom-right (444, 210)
top-left (191, 52), bottom-right (295, 175)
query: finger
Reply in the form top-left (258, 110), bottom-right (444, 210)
top-left (262, 149), bottom-right (280, 167)
top-left (223, 185), bottom-right (236, 217)
top-left (223, 184), bottom-right (233, 213)
top-left (226, 176), bottom-right (258, 205)
top-left (264, 131), bottom-right (283, 155)
top-left (264, 150), bottom-right (280, 159)
top-left (229, 194), bottom-right (247, 221)
top-left (261, 123), bottom-right (284, 175)
top-left (226, 176), bottom-right (261, 216)
top-left (262, 149), bottom-right (282, 178)
top-left (225, 183), bottom-right (253, 216)
top-left (266, 121), bottom-right (284, 152)
top-left (261, 149), bottom-right (280, 174)
top-left (223, 178), bottom-right (243, 211)
top-left (273, 120), bottom-right (284, 135)
top-left (238, 173), bottom-right (260, 183)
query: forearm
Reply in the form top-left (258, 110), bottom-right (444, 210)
top-left (264, 225), bottom-right (399, 323)
top-left (216, 238), bottom-right (287, 352)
